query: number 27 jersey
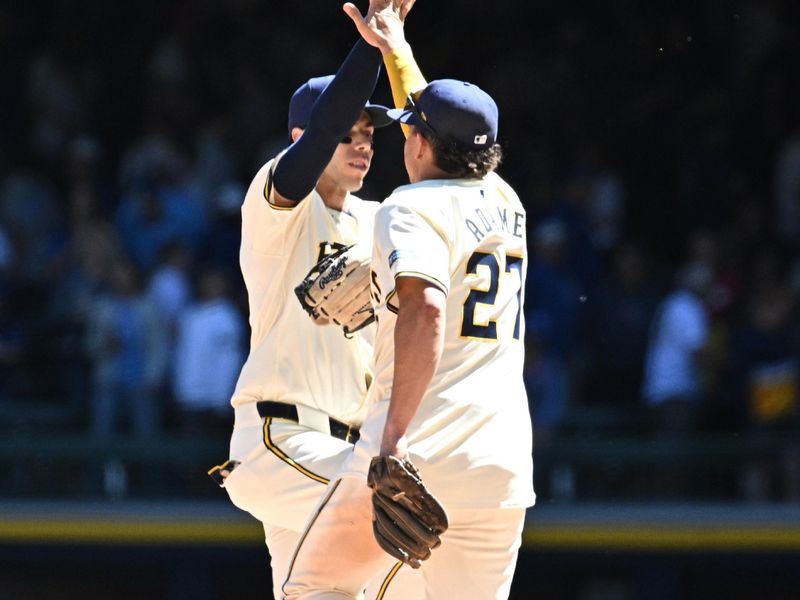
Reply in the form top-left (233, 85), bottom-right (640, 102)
top-left (365, 172), bottom-right (535, 509)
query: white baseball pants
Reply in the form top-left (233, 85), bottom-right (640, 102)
top-left (282, 475), bottom-right (525, 600)
top-left (222, 404), bottom-right (421, 600)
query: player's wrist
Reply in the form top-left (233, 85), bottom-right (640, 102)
top-left (379, 433), bottom-right (408, 458)
top-left (380, 38), bottom-right (411, 56)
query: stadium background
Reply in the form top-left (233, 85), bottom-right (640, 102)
top-left (1, 1), bottom-right (800, 598)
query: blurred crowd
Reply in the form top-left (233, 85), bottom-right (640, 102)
top-left (1, 1), bottom-right (800, 500)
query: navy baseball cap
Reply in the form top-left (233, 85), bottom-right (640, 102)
top-left (287, 75), bottom-right (392, 134)
top-left (386, 79), bottom-right (498, 148)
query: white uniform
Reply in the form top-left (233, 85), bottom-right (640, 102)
top-left (346, 172), bottom-right (534, 509)
top-left (220, 157), bottom-right (419, 600)
top-left (232, 157), bottom-right (374, 422)
top-left (283, 172), bottom-right (534, 600)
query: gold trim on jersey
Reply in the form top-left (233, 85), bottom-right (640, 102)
top-left (262, 418), bottom-right (330, 484)
top-left (394, 271), bottom-right (448, 295)
top-left (281, 479), bottom-right (342, 597)
top-left (263, 163), bottom-right (296, 211)
top-left (365, 369), bottom-right (374, 390)
top-left (385, 288), bottom-right (399, 315)
top-left (459, 250), bottom-right (501, 343)
top-left (376, 561), bottom-right (404, 600)
top-left (384, 272), bottom-right (448, 315)
top-left (503, 251), bottom-right (525, 341)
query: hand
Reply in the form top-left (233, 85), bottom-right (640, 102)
top-left (343, 0), bottom-right (416, 54)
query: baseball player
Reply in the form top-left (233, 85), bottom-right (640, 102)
top-left (282, 5), bottom-right (535, 599)
top-left (208, 5), bottom-right (422, 599)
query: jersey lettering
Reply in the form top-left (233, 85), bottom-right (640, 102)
top-left (317, 241), bottom-right (349, 263)
top-left (370, 269), bottom-right (382, 304)
top-left (461, 251), bottom-right (500, 340)
top-left (505, 255), bottom-right (524, 339)
top-left (463, 202), bottom-right (525, 243)
top-left (461, 250), bottom-right (524, 341)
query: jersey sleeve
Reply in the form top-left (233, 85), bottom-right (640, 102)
top-left (241, 157), bottom-right (313, 258)
top-left (375, 201), bottom-right (450, 295)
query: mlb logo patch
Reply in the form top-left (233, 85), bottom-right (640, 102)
top-left (388, 249), bottom-right (400, 268)
top-left (474, 134), bottom-right (488, 145)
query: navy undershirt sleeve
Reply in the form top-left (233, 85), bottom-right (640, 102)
top-left (272, 39), bottom-right (382, 203)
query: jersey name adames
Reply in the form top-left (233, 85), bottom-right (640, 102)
top-left (347, 172), bottom-right (535, 510)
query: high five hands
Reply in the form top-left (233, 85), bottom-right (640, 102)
top-left (343, 0), bottom-right (417, 53)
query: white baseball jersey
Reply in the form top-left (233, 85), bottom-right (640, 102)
top-left (231, 157), bottom-right (377, 425)
top-left (344, 172), bottom-right (535, 510)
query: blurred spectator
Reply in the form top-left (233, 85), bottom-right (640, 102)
top-left (118, 127), bottom-right (188, 195)
top-left (62, 134), bottom-right (114, 219)
top-left (44, 137), bottom-right (122, 418)
top-left (26, 50), bottom-right (88, 165)
top-left (726, 248), bottom-right (800, 500)
top-left (541, 166), bottom-right (604, 296)
top-left (190, 118), bottom-right (239, 212)
top-left (85, 260), bottom-right (168, 442)
top-left (686, 229), bottom-right (743, 321)
top-left (569, 140), bottom-right (626, 254)
top-left (172, 269), bottom-right (244, 436)
top-left (146, 241), bottom-right (193, 410)
top-left (524, 219), bottom-right (584, 441)
top-left (586, 241), bottom-right (660, 409)
top-left (147, 242), bottom-right (193, 341)
top-left (114, 174), bottom-right (207, 271)
top-left (642, 262), bottom-right (713, 435)
top-left (0, 168), bottom-right (61, 283)
top-left (197, 181), bottom-right (245, 270)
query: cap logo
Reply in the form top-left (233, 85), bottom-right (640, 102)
top-left (474, 134), bottom-right (488, 145)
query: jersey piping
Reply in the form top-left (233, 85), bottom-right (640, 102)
top-left (281, 479), bottom-right (342, 598)
top-left (375, 562), bottom-right (404, 599)
top-left (262, 418), bottom-right (330, 485)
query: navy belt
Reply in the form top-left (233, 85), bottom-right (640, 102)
top-left (256, 401), bottom-right (360, 444)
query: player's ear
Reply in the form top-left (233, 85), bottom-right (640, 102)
top-left (291, 127), bottom-right (304, 143)
top-left (415, 130), bottom-right (431, 161)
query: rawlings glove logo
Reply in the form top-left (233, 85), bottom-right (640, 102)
top-left (319, 256), bottom-right (347, 289)
top-left (295, 244), bottom-right (374, 337)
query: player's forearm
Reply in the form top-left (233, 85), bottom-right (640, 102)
top-left (273, 39), bottom-right (382, 202)
top-left (383, 43), bottom-right (427, 139)
top-left (384, 43), bottom-right (427, 108)
top-left (381, 284), bottom-right (445, 457)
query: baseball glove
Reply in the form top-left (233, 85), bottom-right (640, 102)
top-left (294, 244), bottom-right (375, 337)
top-left (367, 455), bottom-right (449, 569)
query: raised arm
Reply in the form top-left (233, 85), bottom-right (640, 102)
top-left (344, 0), bottom-right (427, 136)
top-left (271, 38), bottom-right (382, 205)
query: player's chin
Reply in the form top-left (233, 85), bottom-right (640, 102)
top-left (343, 181), bottom-right (365, 194)
top-left (344, 170), bottom-right (369, 191)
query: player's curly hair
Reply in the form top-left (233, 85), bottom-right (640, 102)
top-left (422, 133), bottom-right (504, 179)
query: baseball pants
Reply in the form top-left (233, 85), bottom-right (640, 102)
top-left (282, 475), bottom-right (526, 600)
top-left (222, 403), bottom-right (421, 599)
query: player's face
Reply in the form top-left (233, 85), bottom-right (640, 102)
top-left (322, 112), bottom-right (375, 192)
